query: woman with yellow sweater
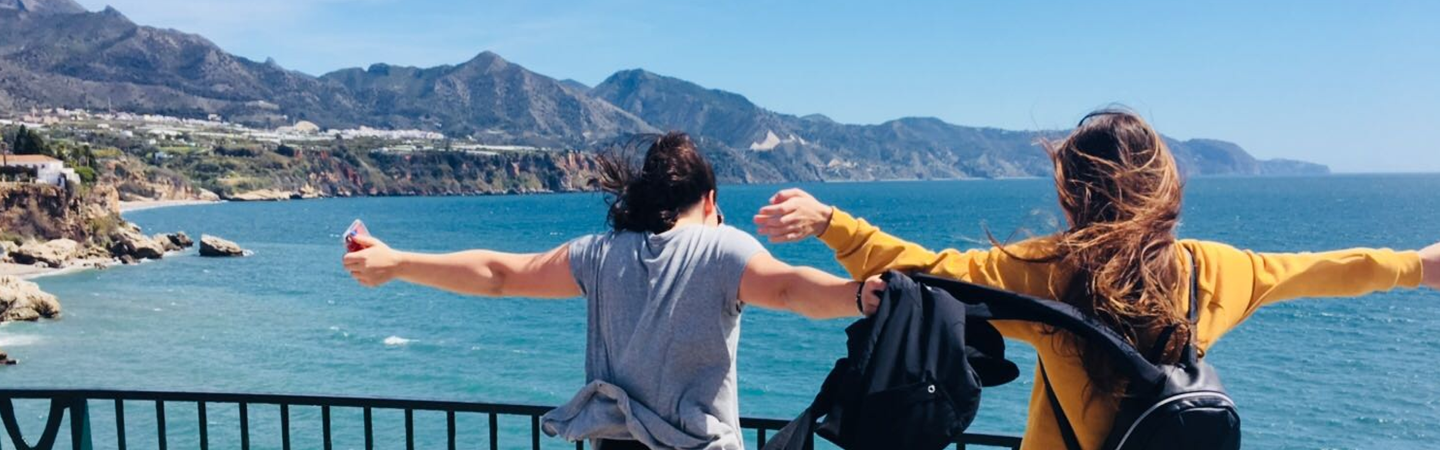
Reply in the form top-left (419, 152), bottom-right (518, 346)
top-left (752, 110), bottom-right (1440, 450)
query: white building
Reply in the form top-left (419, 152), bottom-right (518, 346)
top-left (1, 155), bottom-right (80, 186)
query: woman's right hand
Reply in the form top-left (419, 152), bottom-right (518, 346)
top-left (1422, 242), bottom-right (1440, 289)
top-left (753, 188), bottom-right (834, 243)
top-left (342, 235), bottom-right (406, 288)
top-left (859, 275), bottom-right (886, 316)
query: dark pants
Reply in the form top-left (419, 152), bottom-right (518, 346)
top-left (597, 439), bottom-right (650, 450)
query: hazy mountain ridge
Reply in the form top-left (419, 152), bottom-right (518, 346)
top-left (0, 0), bottom-right (1328, 184)
top-left (0, 0), bottom-right (84, 15)
top-left (319, 53), bottom-right (656, 146)
top-left (592, 69), bottom-right (1326, 180)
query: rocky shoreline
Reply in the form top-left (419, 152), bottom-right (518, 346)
top-left (0, 190), bottom-right (250, 365)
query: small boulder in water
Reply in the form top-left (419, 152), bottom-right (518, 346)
top-left (167, 232), bottom-right (194, 249)
top-left (199, 235), bottom-right (247, 257)
top-left (152, 234), bottom-right (180, 252)
top-left (151, 232), bottom-right (193, 253)
top-left (110, 224), bottom-right (165, 260)
top-left (0, 275), bottom-right (61, 322)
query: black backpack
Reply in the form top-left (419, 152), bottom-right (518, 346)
top-left (915, 252), bottom-right (1241, 450)
top-left (761, 271), bottom-right (1020, 450)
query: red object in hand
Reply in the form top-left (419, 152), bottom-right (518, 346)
top-left (344, 219), bottom-right (370, 253)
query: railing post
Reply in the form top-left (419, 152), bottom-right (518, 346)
top-left (488, 413), bottom-right (498, 450)
top-left (155, 401), bottom-right (166, 450)
top-left (446, 410), bottom-right (456, 450)
top-left (404, 409), bottom-right (414, 450)
top-left (113, 399), bottom-right (125, 450)
top-left (280, 404), bottom-right (291, 450)
top-left (531, 415), bottom-right (540, 450)
top-left (197, 402), bottom-right (208, 450)
top-left (363, 407), bottom-right (373, 450)
top-left (239, 403), bottom-right (249, 450)
top-left (69, 398), bottom-right (92, 450)
top-left (322, 406), bottom-right (332, 450)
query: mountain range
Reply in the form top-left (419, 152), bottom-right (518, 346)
top-left (0, 0), bottom-right (1327, 182)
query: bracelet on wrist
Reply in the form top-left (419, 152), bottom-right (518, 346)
top-left (854, 282), bottom-right (866, 315)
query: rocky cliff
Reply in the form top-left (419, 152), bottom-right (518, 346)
top-left (147, 146), bottom-right (604, 199)
top-left (0, 183), bottom-right (119, 242)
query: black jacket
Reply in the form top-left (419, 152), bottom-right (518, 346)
top-left (763, 271), bottom-right (1019, 450)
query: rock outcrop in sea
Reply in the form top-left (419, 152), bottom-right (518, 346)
top-left (109, 223), bottom-right (166, 260)
top-left (225, 189), bottom-right (298, 202)
top-left (0, 275), bottom-right (63, 366)
top-left (199, 235), bottom-right (247, 257)
top-left (154, 232), bottom-right (194, 252)
top-left (0, 275), bottom-right (61, 322)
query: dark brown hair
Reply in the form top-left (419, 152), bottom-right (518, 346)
top-left (596, 132), bottom-right (717, 234)
top-left (995, 109), bottom-right (1188, 400)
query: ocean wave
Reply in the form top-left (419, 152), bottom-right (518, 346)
top-left (0, 335), bottom-right (42, 347)
top-left (383, 336), bottom-right (412, 346)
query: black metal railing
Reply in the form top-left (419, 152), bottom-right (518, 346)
top-left (0, 389), bottom-right (1021, 450)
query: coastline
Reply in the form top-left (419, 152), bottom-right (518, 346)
top-left (119, 199), bottom-right (223, 214)
top-left (2, 201), bottom-right (216, 280)
top-left (0, 258), bottom-right (115, 280)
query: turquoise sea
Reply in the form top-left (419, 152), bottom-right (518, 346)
top-left (4, 175), bottom-right (1439, 449)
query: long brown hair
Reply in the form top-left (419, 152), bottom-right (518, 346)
top-left (998, 109), bottom-right (1188, 399)
top-left (596, 132), bottom-right (717, 234)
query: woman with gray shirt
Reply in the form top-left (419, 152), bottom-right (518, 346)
top-left (344, 132), bottom-right (882, 450)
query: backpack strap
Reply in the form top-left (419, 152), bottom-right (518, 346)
top-left (761, 359), bottom-right (847, 450)
top-left (1039, 361), bottom-right (1084, 450)
top-left (912, 273), bottom-right (1165, 387)
top-left (1142, 248), bottom-right (1204, 365)
top-left (913, 246), bottom-right (1205, 387)
top-left (1181, 247), bottom-right (1202, 365)
top-left (1187, 249), bottom-right (1200, 324)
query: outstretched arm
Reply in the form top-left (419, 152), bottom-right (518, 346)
top-left (754, 188), bottom-right (982, 281)
top-left (342, 235), bottom-right (581, 298)
top-left (738, 252), bottom-right (882, 319)
top-left (1245, 240), bottom-right (1438, 309)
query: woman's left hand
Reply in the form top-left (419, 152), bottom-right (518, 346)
top-left (753, 188), bottom-right (834, 243)
top-left (1421, 242), bottom-right (1440, 290)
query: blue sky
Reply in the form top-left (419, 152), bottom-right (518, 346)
top-left (75, 0), bottom-right (1439, 173)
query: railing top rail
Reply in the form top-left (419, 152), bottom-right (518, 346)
top-left (0, 388), bottom-right (1023, 447)
top-left (0, 388), bottom-right (553, 415)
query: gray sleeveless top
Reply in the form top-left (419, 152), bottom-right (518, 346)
top-left (540, 225), bottom-right (764, 450)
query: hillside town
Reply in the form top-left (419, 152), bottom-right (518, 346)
top-left (0, 107), bottom-right (555, 160)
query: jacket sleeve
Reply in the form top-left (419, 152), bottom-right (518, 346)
top-left (817, 207), bottom-right (985, 281)
top-left (818, 208), bottom-right (1047, 343)
top-left (1244, 246), bottom-right (1423, 313)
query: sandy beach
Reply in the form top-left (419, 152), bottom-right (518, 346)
top-left (0, 258), bottom-right (115, 280)
top-left (119, 199), bottom-right (222, 214)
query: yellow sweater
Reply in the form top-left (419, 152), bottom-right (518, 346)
top-left (818, 208), bottom-right (1424, 450)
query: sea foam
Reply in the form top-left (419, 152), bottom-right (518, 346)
top-left (0, 335), bottom-right (42, 347)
